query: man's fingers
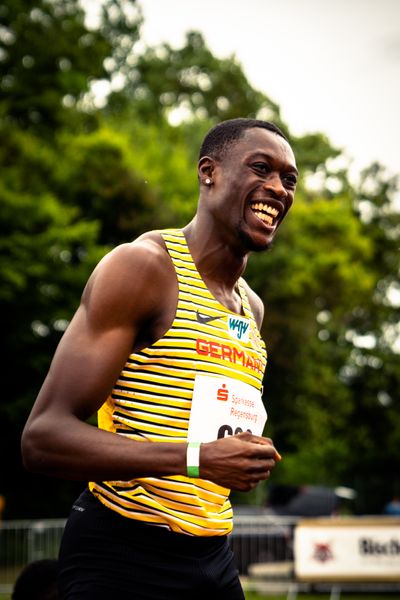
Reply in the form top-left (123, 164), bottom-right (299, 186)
top-left (248, 458), bottom-right (275, 474)
top-left (236, 432), bottom-right (272, 444)
top-left (234, 432), bottom-right (282, 460)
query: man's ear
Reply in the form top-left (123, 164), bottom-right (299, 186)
top-left (198, 156), bottom-right (215, 185)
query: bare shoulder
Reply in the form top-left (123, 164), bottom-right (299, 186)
top-left (82, 231), bottom-right (175, 323)
top-left (241, 279), bottom-right (264, 330)
top-left (95, 231), bottom-right (168, 272)
top-left (88, 231), bottom-right (171, 288)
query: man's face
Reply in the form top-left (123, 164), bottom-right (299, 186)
top-left (210, 127), bottom-right (298, 252)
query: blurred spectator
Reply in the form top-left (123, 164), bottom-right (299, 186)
top-left (266, 484), bottom-right (356, 516)
top-left (383, 496), bottom-right (400, 516)
top-left (12, 559), bottom-right (59, 600)
top-left (0, 494), bottom-right (5, 520)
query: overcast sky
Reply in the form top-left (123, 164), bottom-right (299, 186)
top-left (138, 0), bottom-right (400, 179)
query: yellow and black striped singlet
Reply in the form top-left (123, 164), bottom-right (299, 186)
top-left (89, 229), bottom-right (267, 536)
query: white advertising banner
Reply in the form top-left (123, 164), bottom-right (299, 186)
top-left (294, 518), bottom-right (400, 581)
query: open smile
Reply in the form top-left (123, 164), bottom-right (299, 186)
top-left (249, 200), bottom-right (283, 227)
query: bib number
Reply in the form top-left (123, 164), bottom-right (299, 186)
top-left (187, 374), bottom-right (267, 443)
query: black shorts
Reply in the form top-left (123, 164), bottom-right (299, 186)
top-left (58, 489), bottom-right (244, 600)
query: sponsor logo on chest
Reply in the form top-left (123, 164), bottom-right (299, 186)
top-left (227, 315), bottom-right (250, 342)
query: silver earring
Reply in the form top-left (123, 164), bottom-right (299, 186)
top-left (205, 178), bottom-right (211, 185)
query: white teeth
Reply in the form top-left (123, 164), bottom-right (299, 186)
top-left (254, 211), bottom-right (273, 225)
top-left (251, 202), bottom-right (279, 224)
top-left (266, 206), bottom-right (279, 217)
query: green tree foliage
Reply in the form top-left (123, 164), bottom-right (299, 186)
top-left (245, 163), bottom-right (400, 512)
top-left (245, 190), bottom-right (375, 485)
top-left (107, 31), bottom-right (281, 124)
top-left (0, 0), bottom-right (141, 132)
top-left (335, 164), bottom-right (400, 513)
top-left (106, 30), bottom-right (339, 175)
top-left (0, 124), bottom-right (107, 515)
top-left (0, 0), bottom-right (140, 516)
top-left (56, 120), bottom-right (198, 246)
top-left (1, 0), bottom-right (399, 518)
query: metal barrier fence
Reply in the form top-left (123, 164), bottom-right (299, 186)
top-left (230, 514), bottom-right (297, 575)
top-left (2, 514), bottom-right (399, 598)
top-left (0, 518), bottom-right (66, 594)
top-left (0, 514), bottom-right (297, 593)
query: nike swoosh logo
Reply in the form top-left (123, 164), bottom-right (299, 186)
top-left (196, 311), bottom-right (224, 325)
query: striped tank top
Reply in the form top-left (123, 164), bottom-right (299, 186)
top-left (89, 229), bottom-right (267, 536)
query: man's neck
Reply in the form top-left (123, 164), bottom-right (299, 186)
top-left (182, 217), bottom-right (249, 294)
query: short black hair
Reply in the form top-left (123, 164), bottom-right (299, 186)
top-left (199, 118), bottom-right (287, 161)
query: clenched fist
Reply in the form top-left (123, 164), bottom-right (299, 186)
top-left (199, 431), bottom-right (281, 491)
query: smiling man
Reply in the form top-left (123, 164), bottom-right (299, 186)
top-left (22, 118), bottom-right (298, 600)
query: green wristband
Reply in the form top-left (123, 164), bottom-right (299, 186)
top-left (186, 441), bottom-right (201, 478)
top-left (187, 465), bottom-right (200, 478)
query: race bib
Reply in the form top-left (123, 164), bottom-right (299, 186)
top-left (187, 374), bottom-right (267, 442)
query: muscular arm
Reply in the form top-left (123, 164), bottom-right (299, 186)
top-left (22, 236), bottom-right (183, 480)
top-left (22, 235), bottom-right (278, 490)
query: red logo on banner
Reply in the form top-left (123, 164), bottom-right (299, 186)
top-left (313, 542), bottom-right (333, 563)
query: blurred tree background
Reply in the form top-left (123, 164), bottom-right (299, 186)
top-left (1, 0), bottom-right (399, 518)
